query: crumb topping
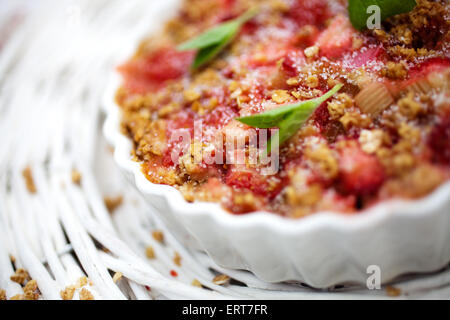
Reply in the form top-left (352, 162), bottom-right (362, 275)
top-left (117, 0), bottom-right (450, 217)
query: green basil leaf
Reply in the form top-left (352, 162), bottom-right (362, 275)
top-left (190, 31), bottom-right (237, 69)
top-left (177, 8), bottom-right (258, 69)
top-left (348, 0), bottom-right (416, 31)
top-left (236, 84), bottom-right (343, 153)
top-left (236, 84), bottom-right (342, 129)
top-left (177, 20), bottom-right (240, 51)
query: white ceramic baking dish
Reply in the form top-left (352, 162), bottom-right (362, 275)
top-left (103, 71), bottom-right (450, 288)
top-left (102, 0), bottom-right (450, 287)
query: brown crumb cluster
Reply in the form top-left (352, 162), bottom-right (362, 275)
top-left (79, 288), bottom-right (94, 300)
top-left (0, 289), bottom-right (6, 300)
top-left (145, 246), bottom-right (155, 259)
top-left (104, 195), bottom-right (123, 213)
top-left (60, 285), bottom-right (76, 300)
top-left (5, 271), bottom-right (40, 300)
top-left (116, 0), bottom-right (450, 217)
top-left (212, 274), bottom-right (230, 286)
top-left (60, 276), bottom-right (94, 300)
top-left (374, 0), bottom-right (449, 61)
top-left (10, 268), bottom-right (30, 285)
top-left (71, 169), bottom-right (82, 185)
top-left (152, 230), bottom-right (164, 243)
top-left (23, 280), bottom-right (40, 300)
top-left (386, 285), bottom-right (402, 297)
top-left (22, 167), bottom-right (37, 194)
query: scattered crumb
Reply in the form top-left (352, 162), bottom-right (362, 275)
top-left (79, 288), bottom-right (94, 300)
top-left (152, 230), bottom-right (164, 243)
top-left (9, 255), bottom-right (16, 263)
top-left (382, 61), bottom-right (408, 80)
top-left (104, 195), bottom-right (123, 214)
top-left (10, 268), bottom-right (30, 285)
top-left (23, 280), bottom-right (40, 300)
top-left (386, 285), bottom-right (402, 297)
top-left (10, 294), bottom-right (24, 300)
top-left (173, 252), bottom-right (182, 267)
top-left (191, 279), bottom-right (202, 288)
top-left (77, 276), bottom-right (88, 288)
top-left (306, 75), bottom-right (319, 88)
top-left (22, 167), bottom-right (37, 194)
top-left (145, 246), bottom-right (155, 259)
top-left (71, 169), bottom-right (82, 185)
top-left (0, 289), bottom-right (6, 300)
top-left (60, 285), bottom-right (76, 300)
top-left (112, 272), bottom-right (123, 283)
top-left (212, 274), bottom-right (230, 285)
top-left (304, 45), bottom-right (319, 58)
top-left (271, 90), bottom-right (291, 103)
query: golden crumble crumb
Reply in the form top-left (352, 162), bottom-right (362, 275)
top-left (77, 276), bottom-right (88, 288)
top-left (158, 102), bottom-right (179, 117)
top-left (23, 280), bottom-right (40, 300)
top-left (386, 285), bottom-right (402, 297)
top-left (304, 143), bottom-right (339, 180)
top-left (0, 289), bottom-right (6, 300)
top-left (10, 268), bottom-right (30, 285)
top-left (327, 93), bottom-right (353, 120)
top-left (286, 184), bottom-right (322, 207)
top-left (79, 288), bottom-right (94, 300)
top-left (234, 192), bottom-right (256, 210)
top-left (152, 230), bottom-right (164, 243)
top-left (306, 75), bottom-right (319, 88)
top-left (112, 272), bottom-right (123, 283)
top-left (271, 90), bottom-right (291, 103)
top-left (104, 195), bottom-right (123, 214)
top-left (145, 246), bottom-right (155, 259)
top-left (10, 294), bottom-right (24, 300)
top-left (212, 274), bottom-right (230, 285)
top-left (71, 169), bottom-right (82, 185)
top-left (383, 61), bottom-right (408, 80)
top-left (184, 89), bottom-right (201, 102)
top-left (9, 254), bottom-right (16, 263)
top-left (352, 35), bottom-right (364, 50)
top-left (286, 77), bottom-right (299, 86)
top-left (60, 285), bottom-right (76, 300)
top-left (398, 92), bottom-right (423, 119)
top-left (191, 279), bottom-right (202, 288)
top-left (339, 112), bottom-right (371, 130)
top-left (398, 122), bottom-right (421, 145)
top-left (22, 167), bottom-right (37, 194)
top-left (173, 252), bottom-right (182, 267)
top-left (304, 45), bottom-right (319, 58)
top-left (359, 129), bottom-right (384, 154)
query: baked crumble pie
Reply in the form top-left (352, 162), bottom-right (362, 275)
top-left (116, 0), bottom-right (449, 217)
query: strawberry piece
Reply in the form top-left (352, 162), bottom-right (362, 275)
top-left (428, 113), bottom-right (450, 165)
top-left (281, 49), bottom-right (306, 77)
top-left (288, 0), bottom-right (330, 28)
top-left (338, 145), bottom-right (385, 196)
top-left (225, 168), bottom-right (281, 198)
top-left (346, 46), bottom-right (385, 68)
top-left (118, 48), bottom-right (193, 93)
top-left (316, 15), bottom-right (354, 59)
